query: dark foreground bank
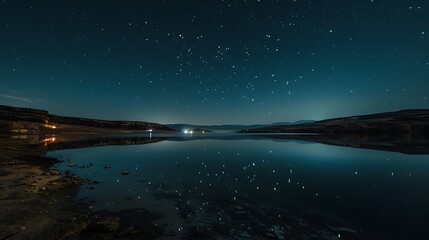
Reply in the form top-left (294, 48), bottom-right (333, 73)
top-left (0, 136), bottom-right (164, 240)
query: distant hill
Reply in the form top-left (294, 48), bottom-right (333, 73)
top-left (0, 105), bottom-right (175, 134)
top-left (167, 124), bottom-right (268, 132)
top-left (240, 109), bottom-right (429, 137)
top-left (271, 120), bottom-right (315, 126)
top-left (168, 120), bottom-right (315, 133)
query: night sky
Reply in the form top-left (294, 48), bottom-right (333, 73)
top-left (0, 0), bottom-right (428, 125)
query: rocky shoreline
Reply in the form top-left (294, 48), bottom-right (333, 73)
top-left (0, 137), bottom-right (162, 240)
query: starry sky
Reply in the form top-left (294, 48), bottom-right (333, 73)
top-left (0, 0), bottom-right (428, 125)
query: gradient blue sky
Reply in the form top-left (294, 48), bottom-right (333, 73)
top-left (0, 0), bottom-right (428, 124)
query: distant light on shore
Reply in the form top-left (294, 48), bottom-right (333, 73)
top-left (45, 124), bottom-right (57, 129)
top-left (183, 129), bottom-right (193, 134)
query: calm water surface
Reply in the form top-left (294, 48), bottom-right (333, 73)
top-left (48, 134), bottom-right (429, 239)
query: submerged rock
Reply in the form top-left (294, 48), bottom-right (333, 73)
top-left (49, 169), bottom-right (60, 175)
top-left (117, 225), bottom-right (136, 237)
top-left (273, 225), bottom-right (285, 240)
top-left (86, 217), bottom-right (120, 233)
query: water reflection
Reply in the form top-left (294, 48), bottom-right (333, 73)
top-left (6, 132), bottom-right (428, 155)
top-left (43, 134), bottom-right (429, 239)
top-left (258, 133), bottom-right (429, 155)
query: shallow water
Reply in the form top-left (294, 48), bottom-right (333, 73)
top-left (49, 133), bottom-right (429, 239)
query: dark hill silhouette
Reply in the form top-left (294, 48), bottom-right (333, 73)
top-left (0, 105), bottom-right (175, 134)
top-left (240, 109), bottom-right (429, 137)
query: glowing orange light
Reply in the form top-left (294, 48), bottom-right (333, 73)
top-left (42, 137), bottom-right (56, 144)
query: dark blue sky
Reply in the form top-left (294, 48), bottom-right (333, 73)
top-left (0, 0), bottom-right (428, 124)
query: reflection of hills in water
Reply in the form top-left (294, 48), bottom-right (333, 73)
top-left (4, 132), bottom-right (428, 155)
top-left (257, 134), bottom-right (429, 155)
top-left (44, 136), bottom-right (167, 151)
top-left (3, 135), bottom-right (167, 152)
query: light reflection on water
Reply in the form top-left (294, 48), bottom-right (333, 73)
top-left (49, 135), bottom-right (429, 239)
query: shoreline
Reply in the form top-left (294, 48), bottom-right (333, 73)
top-left (0, 134), bottom-right (385, 239)
top-left (0, 137), bottom-right (162, 239)
top-left (0, 138), bottom-right (84, 239)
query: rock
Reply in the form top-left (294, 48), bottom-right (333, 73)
top-left (87, 217), bottom-right (120, 233)
top-left (117, 225), bottom-right (135, 237)
top-left (265, 232), bottom-right (276, 238)
top-left (239, 230), bottom-right (252, 238)
top-left (86, 179), bottom-right (100, 184)
top-left (273, 225), bottom-right (285, 240)
top-left (49, 170), bottom-right (61, 175)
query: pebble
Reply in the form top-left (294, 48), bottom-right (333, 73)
top-left (49, 170), bottom-right (60, 175)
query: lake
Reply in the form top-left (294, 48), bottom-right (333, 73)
top-left (48, 133), bottom-right (429, 239)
